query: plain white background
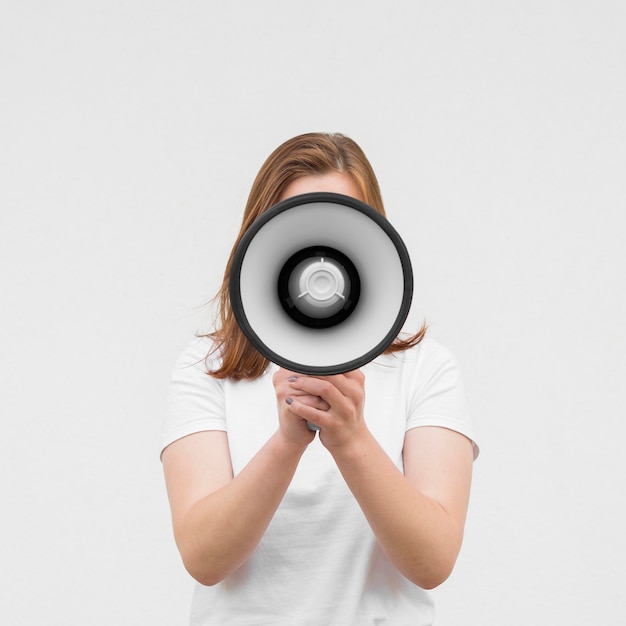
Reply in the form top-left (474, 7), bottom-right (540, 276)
top-left (2, 1), bottom-right (625, 624)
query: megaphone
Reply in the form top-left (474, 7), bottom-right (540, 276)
top-left (230, 192), bottom-right (413, 376)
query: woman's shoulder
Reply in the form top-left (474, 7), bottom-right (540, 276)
top-left (378, 334), bottom-right (460, 369)
top-left (173, 335), bottom-right (221, 371)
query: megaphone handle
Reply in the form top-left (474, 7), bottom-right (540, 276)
top-left (307, 421), bottom-right (321, 432)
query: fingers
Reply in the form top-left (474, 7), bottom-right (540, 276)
top-left (273, 369), bottom-right (332, 413)
top-left (282, 370), bottom-right (364, 422)
top-left (275, 368), bottom-right (366, 450)
top-left (272, 368), bottom-right (317, 445)
top-left (274, 368), bottom-right (364, 413)
top-left (284, 395), bottom-right (328, 424)
top-left (287, 370), bottom-right (365, 406)
top-left (296, 394), bottom-right (331, 412)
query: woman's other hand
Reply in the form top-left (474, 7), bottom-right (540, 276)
top-left (273, 368), bottom-right (329, 446)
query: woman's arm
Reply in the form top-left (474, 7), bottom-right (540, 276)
top-left (330, 426), bottom-right (472, 589)
top-left (162, 430), bottom-right (308, 586)
top-left (284, 373), bottom-right (474, 590)
top-left (161, 370), bottom-right (323, 586)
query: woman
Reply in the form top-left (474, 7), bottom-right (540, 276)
top-left (161, 132), bottom-right (478, 625)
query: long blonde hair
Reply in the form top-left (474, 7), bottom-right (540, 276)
top-left (204, 132), bottom-right (426, 379)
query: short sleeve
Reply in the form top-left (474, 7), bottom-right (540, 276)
top-left (161, 336), bottom-right (226, 455)
top-left (406, 340), bottom-right (479, 459)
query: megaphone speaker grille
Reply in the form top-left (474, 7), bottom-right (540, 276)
top-left (230, 192), bottom-right (413, 375)
top-left (277, 246), bottom-right (361, 328)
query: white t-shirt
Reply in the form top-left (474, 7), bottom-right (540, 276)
top-left (162, 335), bottom-right (478, 626)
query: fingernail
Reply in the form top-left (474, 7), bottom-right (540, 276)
top-left (288, 376), bottom-right (297, 382)
top-left (285, 397), bottom-right (293, 405)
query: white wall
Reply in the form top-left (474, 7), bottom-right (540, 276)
top-left (2, 1), bottom-right (625, 624)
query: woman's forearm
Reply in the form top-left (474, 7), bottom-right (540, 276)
top-left (178, 431), bottom-right (307, 586)
top-left (328, 431), bottom-right (464, 590)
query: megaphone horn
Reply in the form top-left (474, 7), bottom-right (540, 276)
top-left (229, 192), bottom-right (413, 376)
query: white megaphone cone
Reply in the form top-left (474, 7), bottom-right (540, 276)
top-left (230, 192), bottom-right (413, 376)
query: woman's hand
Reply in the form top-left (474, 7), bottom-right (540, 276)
top-left (279, 369), bottom-right (367, 450)
top-left (272, 368), bottom-right (329, 446)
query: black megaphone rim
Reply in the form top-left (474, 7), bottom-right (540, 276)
top-left (229, 192), bottom-right (413, 375)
